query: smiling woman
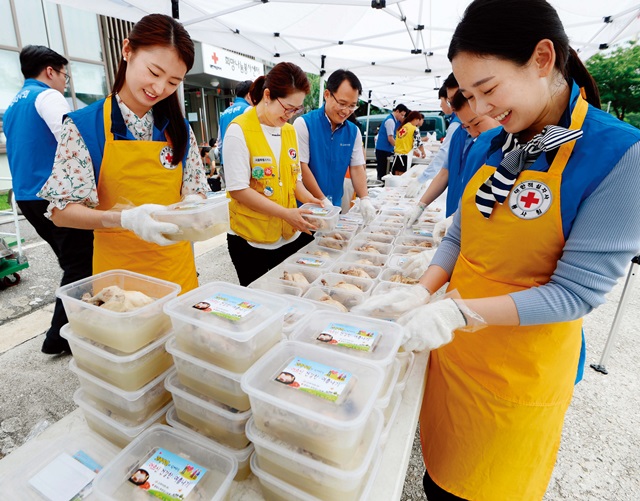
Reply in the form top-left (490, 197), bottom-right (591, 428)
top-left (37, 13), bottom-right (209, 293)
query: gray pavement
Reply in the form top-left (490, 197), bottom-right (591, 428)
top-left (1, 213), bottom-right (639, 500)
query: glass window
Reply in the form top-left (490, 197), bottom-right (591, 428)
top-left (61, 6), bottom-right (102, 61)
top-left (0, 50), bottom-right (23, 115)
top-left (69, 61), bottom-right (107, 109)
top-left (0, 0), bottom-right (17, 47)
top-left (14, 0), bottom-right (49, 47)
top-left (44, 2), bottom-right (65, 55)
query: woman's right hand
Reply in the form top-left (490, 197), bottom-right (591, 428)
top-left (282, 207), bottom-right (317, 234)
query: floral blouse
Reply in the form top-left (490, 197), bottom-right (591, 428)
top-left (39, 93), bottom-right (209, 216)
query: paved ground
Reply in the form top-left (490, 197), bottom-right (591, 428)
top-left (1, 210), bottom-right (639, 500)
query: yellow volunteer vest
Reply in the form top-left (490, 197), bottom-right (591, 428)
top-left (421, 96), bottom-right (589, 500)
top-left (395, 122), bottom-right (417, 155)
top-left (93, 96), bottom-right (198, 293)
top-left (227, 107), bottom-right (299, 243)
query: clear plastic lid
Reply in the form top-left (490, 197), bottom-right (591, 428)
top-left (162, 281), bottom-right (288, 341)
top-left (284, 253), bottom-right (333, 269)
top-left (153, 196), bottom-right (229, 218)
top-left (290, 311), bottom-right (403, 367)
top-left (299, 203), bottom-right (341, 220)
top-left (241, 341), bottom-right (384, 430)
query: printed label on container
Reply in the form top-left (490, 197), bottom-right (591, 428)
top-left (295, 256), bottom-right (325, 267)
top-left (412, 228), bottom-right (433, 237)
top-left (192, 293), bottom-right (258, 321)
top-left (336, 222), bottom-right (358, 231)
top-left (306, 206), bottom-right (331, 216)
top-left (129, 447), bottom-right (207, 501)
top-left (274, 357), bottom-right (352, 403)
top-left (317, 322), bottom-right (380, 352)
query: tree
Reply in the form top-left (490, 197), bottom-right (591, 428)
top-left (586, 42), bottom-right (640, 121)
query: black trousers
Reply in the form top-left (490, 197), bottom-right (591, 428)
top-left (227, 232), bottom-right (313, 286)
top-left (423, 468), bottom-right (467, 501)
top-left (392, 154), bottom-right (409, 173)
top-left (18, 200), bottom-right (94, 346)
top-left (375, 149), bottom-right (394, 180)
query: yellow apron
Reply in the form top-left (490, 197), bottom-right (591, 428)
top-left (93, 96), bottom-right (198, 293)
top-left (421, 96), bottom-right (589, 500)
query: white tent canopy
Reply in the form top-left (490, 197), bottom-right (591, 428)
top-left (51, 0), bottom-right (640, 110)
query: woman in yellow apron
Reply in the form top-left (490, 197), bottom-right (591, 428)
top-left (223, 62), bottom-right (324, 286)
top-left (39, 14), bottom-right (208, 293)
top-left (391, 111), bottom-right (426, 175)
top-left (354, 1), bottom-right (640, 499)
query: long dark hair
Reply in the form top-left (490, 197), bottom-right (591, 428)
top-left (401, 111), bottom-right (424, 127)
top-left (113, 14), bottom-right (194, 165)
top-left (448, 0), bottom-right (600, 107)
top-left (249, 62), bottom-right (310, 106)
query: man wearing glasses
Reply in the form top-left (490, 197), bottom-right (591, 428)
top-left (293, 69), bottom-right (375, 223)
top-left (4, 45), bottom-right (93, 355)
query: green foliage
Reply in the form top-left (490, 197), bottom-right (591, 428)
top-left (0, 192), bottom-right (10, 211)
top-left (623, 112), bottom-right (640, 130)
top-left (304, 73), bottom-right (321, 111)
top-left (586, 42), bottom-right (640, 120)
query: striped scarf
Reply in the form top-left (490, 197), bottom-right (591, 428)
top-left (476, 125), bottom-right (583, 218)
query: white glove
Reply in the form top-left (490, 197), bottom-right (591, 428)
top-left (398, 298), bottom-right (466, 352)
top-left (121, 204), bottom-right (179, 246)
top-left (433, 215), bottom-right (454, 244)
top-left (182, 193), bottom-right (205, 203)
top-left (321, 197), bottom-right (334, 208)
top-left (359, 197), bottom-right (376, 225)
top-left (402, 248), bottom-right (437, 276)
top-left (351, 284), bottom-right (429, 318)
top-left (403, 203), bottom-right (425, 228)
top-left (405, 178), bottom-right (423, 198)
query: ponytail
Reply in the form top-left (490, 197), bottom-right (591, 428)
top-left (565, 48), bottom-right (601, 108)
top-left (249, 76), bottom-right (266, 106)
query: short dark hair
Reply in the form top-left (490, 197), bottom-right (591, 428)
top-left (443, 73), bottom-right (458, 90)
top-left (438, 85), bottom-right (448, 99)
top-left (326, 69), bottom-right (362, 95)
top-left (394, 103), bottom-right (409, 113)
top-left (450, 90), bottom-right (469, 112)
top-left (235, 80), bottom-right (253, 98)
top-left (20, 45), bottom-right (68, 79)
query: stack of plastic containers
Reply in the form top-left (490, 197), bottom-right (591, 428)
top-left (241, 340), bottom-right (388, 500)
top-left (162, 282), bottom-right (289, 480)
top-left (57, 269), bottom-right (180, 447)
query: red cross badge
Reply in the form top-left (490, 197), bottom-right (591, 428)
top-left (159, 146), bottom-right (177, 170)
top-left (508, 180), bottom-right (552, 219)
top-left (288, 148), bottom-right (297, 160)
top-left (398, 127), bottom-right (407, 138)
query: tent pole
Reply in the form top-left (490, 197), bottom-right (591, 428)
top-left (590, 254), bottom-right (639, 374)
top-left (364, 90), bottom-right (372, 164)
top-left (318, 55), bottom-right (326, 109)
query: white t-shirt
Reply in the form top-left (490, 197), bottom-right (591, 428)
top-left (223, 122), bottom-right (302, 249)
top-left (35, 89), bottom-right (71, 142)
top-left (293, 115), bottom-right (365, 167)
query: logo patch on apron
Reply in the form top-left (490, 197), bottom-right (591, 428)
top-left (252, 166), bottom-right (265, 179)
top-left (509, 180), bottom-right (552, 219)
top-left (264, 186), bottom-right (274, 197)
top-left (159, 146), bottom-right (177, 170)
top-left (288, 148), bottom-right (297, 160)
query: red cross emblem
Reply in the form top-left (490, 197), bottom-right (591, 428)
top-left (211, 52), bottom-right (219, 64)
top-left (520, 192), bottom-right (540, 208)
top-left (508, 180), bottom-right (552, 220)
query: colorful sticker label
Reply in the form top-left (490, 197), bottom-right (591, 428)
top-left (306, 206), bottom-right (331, 216)
top-left (129, 448), bottom-right (207, 501)
top-left (317, 322), bottom-right (380, 352)
top-left (192, 293), bottom-right (258, 321)
top-left (339, 214), bottom-right (363, 223)
top-left (274, 357), bottom-right (352, 403)
top-left (336, 222), bottom-right (358, 231)
top-left (412, 228), bottom-right (433, 237)
top-left (295, 256), bottom-right (325, 267)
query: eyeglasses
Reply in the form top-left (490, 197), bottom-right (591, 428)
top-left (54, 68), bottom-right (70, 84)
top-left (275, 97), bottom-right (304, 116)
top-left (330, 92), bottom-right (359, 112)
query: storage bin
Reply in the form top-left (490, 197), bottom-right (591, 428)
top-left (153, 197), bottom-right (230, 241)
top-left (264, 263), bottom-right (323, 293)
top-left (299, 203), bottom-right (341, 231)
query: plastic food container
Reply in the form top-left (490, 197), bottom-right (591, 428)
top-left (247, 277), bottom-right (303, 297)
top-left (315, 235), bottom-right (350, 251)
top-left (165, 372), bottom-right (251, 450)
top-left (283, 253), bottom-right (333, 269)
top-left (69, 359), bottom-right (172, 424)
top-left (387, 253), bottom-right (414, 269)
top-left (153, 197), bottom-right (230, 241)
top-left (164, 282), bottom-right (288, 372)
top-left (350, 239), bottom-right (392, 256)
top-left (265, 263), bottom-right (323, 293)
top-left (57, 269), bottom-right (180, 353)
top-left (352, 231), bottom-right (395, 245)
top-left (334, 220), bottom-right (360, 234)
top-left (0, 430), bottom-right (119, 500)
top-left (372, 214), bottom-right (404, 226)
top-left (395, 350), bottom-right (416, 393)
top-left (379, 267), bottom-right (422, 285)
top-left (74, 388), bottom-right (170, 448)
top-left (380, 390), bottom-right (402, 447)
top-left (91, 425), bottom-right (237, 501)
top-left (395, 234), bottom-right (436, 249)
top-left (313, 272), bottom-right (375, 295)
top-left (247, 408), bottom-right (383, 500)
top-left (303, 286), bottom-right (365, 313)
top-left (330, 261), bottom-right (382, 280)
top-left (375, 358), bottom-right (401, 409)
top-left (363, 223), bottom-right (403, 236)
top-left (297, 241), bottom-right (343, 261)
top-left (299, 203), bottom-right (341, 231)
top-left (407, 224), bottom-right (435, 238)
top-left (391, 244), bottom-right (426, 257)
top-left (166, 337), bottom-right (249, 411)
top-left (290, 311), bottom-right (403, 370)
top-left (241, 341), bottom-right (384, 465)
top-left (165, 405), bottom-right (253, 481)
top-left (341, 250), bottom-right (389, 267)
top-left (281, 295), bottom-right (318, 337)
top-left (61, 325), bottom-right (173, 391)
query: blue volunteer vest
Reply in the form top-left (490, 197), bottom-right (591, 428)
top-left (375, 113), bottom-right (399, 153)
top-left (69, 96), bottom-right (188, 181)
top-left (445, 127), bottom-right (475, 217)
top-left (219, 96), bottom-right (251, 164)
top-left (4, 79), bottom-right (60, 201)
top-left (302, 106), bottom-right (358, 206)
